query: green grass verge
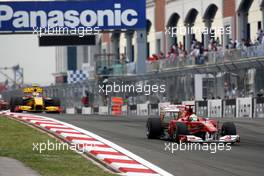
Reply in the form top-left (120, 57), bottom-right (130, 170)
top-left (0, 116), bottom-right (117, 176)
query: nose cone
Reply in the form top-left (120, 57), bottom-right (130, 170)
top-left (34, 97), bottom-right (44, 105)
top-left (204, 122), bottom-right (218, 132)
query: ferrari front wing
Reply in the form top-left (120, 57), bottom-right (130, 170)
top-left (179, 135), bottom-right (240, 143)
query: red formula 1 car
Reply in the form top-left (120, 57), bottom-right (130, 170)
top-left (146, 105), bottom-right (240, 143)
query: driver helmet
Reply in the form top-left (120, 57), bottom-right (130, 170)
top-left (189, 114), bottom-right (198, 121)
top-left (33, 92), bottom-right (40, 97)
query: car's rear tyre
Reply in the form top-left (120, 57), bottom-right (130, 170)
top-left (45, 98), bottom-right (61, 107)
top-left (146, 118), bottom-right (162, 139)
top-left (10, 97), bottom-right (23, 112)
top-left (44, 98), bottom-right (61, 113)
top-left (221, 122), bottom-right (237, 136)
top-left (172, 122), bottom-right (189, 142)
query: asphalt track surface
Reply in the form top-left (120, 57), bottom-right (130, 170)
top-left (43, 114), bottom-right (264, 176)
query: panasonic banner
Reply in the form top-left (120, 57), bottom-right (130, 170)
top-left (0, 0), bottom-right (146, 32)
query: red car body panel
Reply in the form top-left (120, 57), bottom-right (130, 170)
top-left (162, 105), bottom-right (219, 137)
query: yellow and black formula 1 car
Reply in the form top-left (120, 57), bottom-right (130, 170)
top-left (10, 86), bottom-right (61, 113)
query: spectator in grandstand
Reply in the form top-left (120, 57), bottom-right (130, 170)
top-left (239, 38), bottom-right (252, 48)
top-left (232, 87), bottom-right (238, 98)
top-left (190, 41), bottom-right (205, 65)
top-left (244, 39), bottom-right (252, 47)
top-left (81, 91), bottom-right (89, 107)
top-left (178, 41), bottom-right (183, 50)
top-left (153, 54), bottom-right (158, 60)
top-left (236, 40), bottom-right (241, 49)
top-left (157, 51), bottom-right (165, 60)
top-left (257, 89), bottom-right (264, 97)
top-left (233, 41), bottom-right (237, 49)
top-left (125, 56), bottom-right (130, 63)
top-left (179, 49), bottom-right (187, 57)
top-left (152, 28), bottom-right (264, 67)
top-left (216, 37), bottom-right (220, 47)
top-left (190, 44), bottom-right (199, 59)
top-left (120, 53), bottom-right (126, 64)
top-left (208, 38), bottom-right (217, 51)
top-left (167, 44), bottom-right (178, 60)
top-left (191, 39), bottom-right (197, 51)
top-left (101, 66), bottom-right (110, 75)
top-left (257, 29), bottom-right (263, 44)
top-left (261, 34), bottom-right (264, 45)
top-left (228, 39), bottom-right (234, 49)
top-left (148, 54), bottom-right (159, 61)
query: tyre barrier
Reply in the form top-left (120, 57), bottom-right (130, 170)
top-left (99, 106), bottom-right (108, 115)
top-left (76, 97), bottom-right (264, 118)
top-left (82, 107), bottom-right (92, 115)
top-left (148, 104), bottom-right (158, 116)
top-left (93, 107), bottom-right (99, 115)
top-left (137, 104), bottom-right (148, 116)
top-left (111, 97), bottom-right (123, 116)
top-left (195, 101), bottom-right (208, 117)
top-left (128, 105), bottom-right (137, 116)
top-left (121, 105), bottom-right (128, 116)
top-left (208, 99), bottom-right (222, 118)
top-left (236, 97), bottom-right (253, 118)
top-left (254, 97), bottom-right (264, 118)
top-left (223, 99), bottom-right (236, 118)
top-left (66, 108), bottom-right (76, 114)
top-left (111, 105), bottom-right (122, 116)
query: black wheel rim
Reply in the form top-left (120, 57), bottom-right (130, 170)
top-left (146, 123), bottom-right (150, 137)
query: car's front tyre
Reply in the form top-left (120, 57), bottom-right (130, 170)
top-left (172, 122), bottom-right (189, 142)
top-left (146, 118), bottom-right (162, 139)
top-left (221, 122), bottom-right (237, 136)
top-left (10, 97), bottom-right (23, 112)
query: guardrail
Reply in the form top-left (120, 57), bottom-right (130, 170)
top-left (65, 97), bottom-right (264, 118)
top-left (147, 45), bottom-right (264, 73)
top-left (96, 45), bottom-right (264, 74)
top-left (96, 45), bottom-right (264, 76)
